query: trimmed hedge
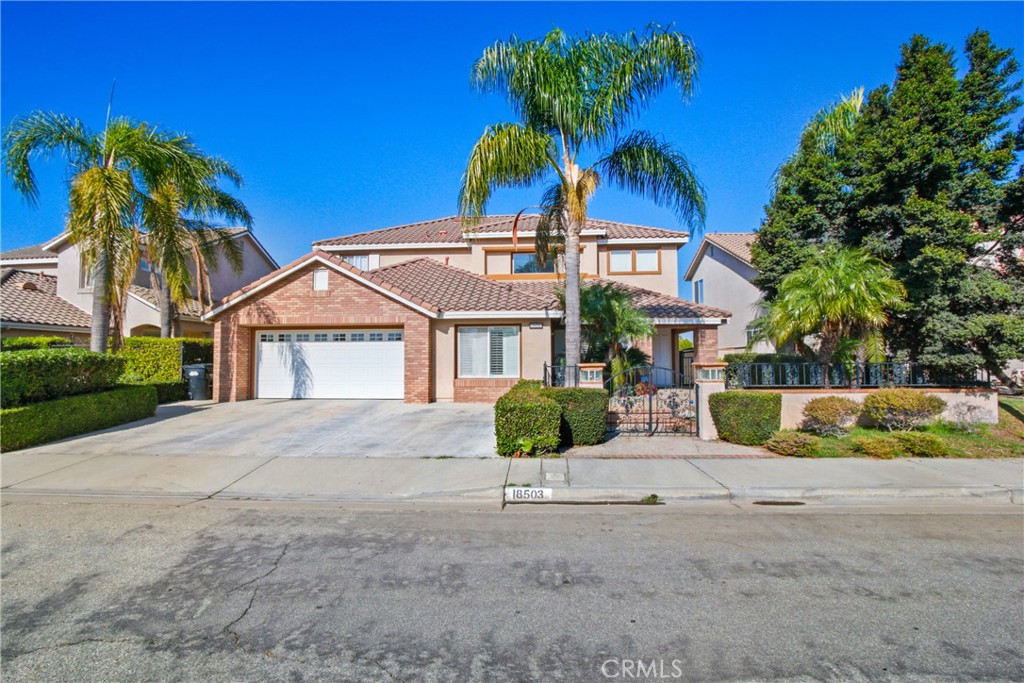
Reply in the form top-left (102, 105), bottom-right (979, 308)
top-left (494, 381), bottom-right (561, 456)
top-left (148, 380), bottom-right (190, 404)
top-left (801, 396), bottom-right (861, 437)
top-left (708, 391), bottom-right (782, 445)
top-left (1, 385), bottom-right (158, 452)
top-left (543, 387), bottom-right (609, 446)
top-left (0, 336), bottom-right (74, 352)
top-left (862, 389), bottom-right (946, 431)
top-left (0, 349), bottom-right (125, 408)
top-left (119, 338), bottom-right (213, 383)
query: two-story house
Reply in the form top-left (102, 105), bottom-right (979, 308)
top-left (204, 215), bottom-right (731, 403)
top-left (683, 232), bottom-right (773, 356)
top-left (1, 228), bottom-right (277, 343)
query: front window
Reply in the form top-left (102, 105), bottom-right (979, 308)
top-left (458, 326), bottom-right (520, 378)
top-left (609, 249), bottom-right (659, 274)
top-left (512, 252), bottom-right (556, 274)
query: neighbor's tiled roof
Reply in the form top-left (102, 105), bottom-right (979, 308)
top-left (704, 233), bottom-right (756, 265)
top-left (0, 269), bottom-right (92, 329)
top-left (128, 285), bottom-right (205, 318)
top-left (312, 215), bottom-right (689, 247)
top-left (0, 242), bottom-right (56, 261)
top-left (512, 280), bottom-right (731, 320)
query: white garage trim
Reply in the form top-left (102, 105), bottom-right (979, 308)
top-left (255, 328), bottom-right (404, 399)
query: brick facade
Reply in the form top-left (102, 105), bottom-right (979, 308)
top-left (694, 326), bottom-right (719, 364)
top-left (211, 265), bottom-right (432, 403)
top-left (453, 378), bottom-right (518, 403)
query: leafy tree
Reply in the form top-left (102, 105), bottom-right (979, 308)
top-left (753, 31), bottom-right (1024, 382)
top-left (753, 246), bottom-right (906, 384)
top-left (458, 26), bottom-right (706, 381)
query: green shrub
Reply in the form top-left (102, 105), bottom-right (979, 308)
top-left (862, 389), bottom-right (946, 431)
top-left (148, 380), bottom-right (189, 404)
top-left (891, 432), bottom-right (951, 458)
top-left (801, 396), bottom-right (862, 437)
top-left (542, 387), bottom-right (609, 446)
top-left (119, 337), bottom-right (213, 383)
top-left (1, 385), bottom-right (158, 451)
top-left (765, 430), bottom-right (820, 457)
top-left (494, 381), bottom-right (561, 456)
top-left (851, 435), bottom-right (900, 459)
top-left (708, 391), bottom-right (782, 445)
top-left (0, 349), bottom-right (125, 408)
top-left (0, 336), bottom-right (74, 352)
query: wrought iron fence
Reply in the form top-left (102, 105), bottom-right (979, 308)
top-left (543, 363), bottom-right (579, 387)
top-left (726, 361), bottom-right (988, 389)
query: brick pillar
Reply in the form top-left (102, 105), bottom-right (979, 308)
top-left (693, 362), bottom-right (727, 440)
top-left (694, 327), bottom-right (719, 364)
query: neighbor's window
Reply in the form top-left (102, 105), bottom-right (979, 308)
top-left (341, 255), bottom-right (369, 270)
top-left (79, 255), bottom-right (94, 289)
top-left (312, 268), bottom-right (329, 290)
top-left (511, 252), bottom-right (556, 274)
top-left (458, 326), bottom-right (520, 378)
top-left (694, 279), bottom-right (704, 304)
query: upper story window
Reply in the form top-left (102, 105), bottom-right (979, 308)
top-left (608, 249), bottom-right (660, 275)
top-left (312, 268), bottom-right (329, 291)
top-left (458, 326), bottom-right (520, 378)
top-left (512, 252), bottom-right (556, 274)
top-left (79, 255), bottom-right (94, 289)
top-left (342, 255), bottom-right (369, 270)
top-left (694, 279), bottom-right (704, 304)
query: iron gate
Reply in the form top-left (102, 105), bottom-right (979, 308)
top-left (605, 365), bottom-right (698, 436)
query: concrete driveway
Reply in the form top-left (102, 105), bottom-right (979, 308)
top-left (15, 400), bottom-right (497, 458)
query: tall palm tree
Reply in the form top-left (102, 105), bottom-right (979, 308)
top-left (754, 246), bottom-right (906, 384)
top-left (4, 112), bottom-right (210, 351)
top-left (141, 156), bottom-right (251, 337)
top-left (458, 26), bottom-right (706, 383)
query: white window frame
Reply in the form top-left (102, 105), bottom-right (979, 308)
top-left (341, 254), bottom-right (370, 270)
top-left (457, 326), bottom-right (520, 379)
top-left (694, 279), bottom-right (704, 304)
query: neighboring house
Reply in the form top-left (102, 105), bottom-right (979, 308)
top-left (205, 215), bottom-right (731, 403)
top-left (683, 232), bottom-right (772, 356)
top-left (0, 228), bottom-right (277, 341)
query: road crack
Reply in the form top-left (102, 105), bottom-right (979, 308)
top-left (223, 542), bottom-right (291, 644)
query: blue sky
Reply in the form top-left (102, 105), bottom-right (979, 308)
top-left (2, 2), bottom-right (1022, 297)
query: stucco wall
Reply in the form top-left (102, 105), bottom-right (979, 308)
top-left (746, 388), bottom-right (1001, 428)
top-left (206, 236), bottom-right (279, 301)
top-left (689, 246), bottom-right (772, 355)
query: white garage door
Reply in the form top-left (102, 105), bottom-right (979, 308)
top-left (255, 329), bottom-right (404, 399)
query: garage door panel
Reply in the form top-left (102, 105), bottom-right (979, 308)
top-left (256, 330), bottom-right (404, 399)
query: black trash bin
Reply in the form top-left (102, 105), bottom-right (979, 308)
top-left (183, 364), bottom-right (212, 401)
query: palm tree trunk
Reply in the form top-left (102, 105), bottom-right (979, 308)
top-left (151, 270), bottom-right (177, 338)
top-left (89, 250), bottom-right (111, 353)
top-left (563, 221), bottom-right (582, 386)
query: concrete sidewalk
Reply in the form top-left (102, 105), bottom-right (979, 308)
top-left (2, 450), bottom-right (1020, 505)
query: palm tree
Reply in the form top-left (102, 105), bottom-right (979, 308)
top-left (575, 283), bottom-right (655, 364)
top-left (754, 246), bottom-right (906, 384)
top-left (141, 156), bottom-right (252, 337)
top-left (4, 112), bottom-right (211, 351)
top-left (458, 26), bottom-right (706, 383)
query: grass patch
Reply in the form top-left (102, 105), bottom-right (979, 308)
top-left (793, 400), bottom-right (1023, 459)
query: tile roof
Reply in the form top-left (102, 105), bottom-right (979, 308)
top-left (0, 242), bottom-right (56, 261)
top-left (210, 251), bottom-right (728, 322)
top-left (704, 233), bottom-right (756, 265)
top-left (0, 269), bottom-right (92, 329)
top-left (312, 215), bottom-right (689, 247)
top-left (511, 280), bottom-right (731, 320)
top-left (128, 285), bottom-right (205, 318)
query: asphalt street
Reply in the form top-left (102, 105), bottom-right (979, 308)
top-left (1, 499), bottom-right (1022, 682)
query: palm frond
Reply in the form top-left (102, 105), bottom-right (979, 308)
top-left (807, 87), bottom-right (864, 156)
top-left (3, 112), bottom-right (96, 204)
top-left (458, 122), bottom-right (556, 221)
top-left (597, 130), bottom-right (706, 227)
